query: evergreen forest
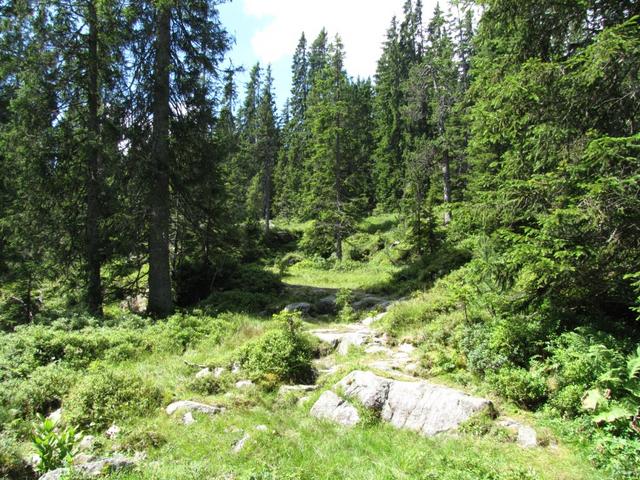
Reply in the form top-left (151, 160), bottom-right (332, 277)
top-left (0, 1), bottom-right (639, 479)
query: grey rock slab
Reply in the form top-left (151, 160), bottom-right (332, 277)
top-left (352, 296), bottom-right (387, 311)
top-left (336, 370), bottom-right (495, 436)
top-left (284, 302), bottom-right (311, 314)
top-left (78, 434), bottom-right (95, 451)
top-left (310, 391), bottom-right (360, 427)
top-left (337, 331), bottom-right (373, 355)
top-left (498, 418), bottom-right (539, 448)
top-left (166, 400), bottom-right (225, 416)
top-left (47, 408), bottom-right (62, 424)
top-left (40, 456), bottom-right (136, 480)
top-left (315, 295), bottom-right (337, 314)
top-left (182, 411), bottom-right (195, 425)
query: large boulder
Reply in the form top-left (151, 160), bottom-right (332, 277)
top-left (322, 370), bottom-right (495, 436)
top-left (315, 295), bottom-right (337, 314)
top-left (310, 391), bottom-right (360, 427)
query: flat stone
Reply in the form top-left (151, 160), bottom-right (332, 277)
top-left (336, 370), bottom-right (495, 436)
top-left (337, 331), bottom-right (372, 355)
top-left (310, 391), bottom-right (360, 427)
top-left (166, 400), bottom-right (225, 416)
top-left (78, 434), bottom-right (95, 451)
top-left (255, 425), bottom-right (268, 432)
top-left (498, 418), bottom-right (539, 448)
top-left (352, 296), bottom-right (387, 311)
top-left (315, 295), bottom-right (337, 314)
top-left (397, 343), bottom-right (416, 354)
top-left (235, 380), bottom-right (254, 389)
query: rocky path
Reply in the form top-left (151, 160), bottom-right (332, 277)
top-left (301, 298), bottom-right (543, 449)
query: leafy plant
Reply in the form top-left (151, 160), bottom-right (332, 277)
top-left (31, 415), bottom-right (78, 473)
top-left (582, 346), bottom-right (640, 434)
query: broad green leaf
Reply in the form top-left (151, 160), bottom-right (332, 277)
top-left (582, 389), bottom-right (604, 411)
top-left (593, 405), bottom-right (634, 424)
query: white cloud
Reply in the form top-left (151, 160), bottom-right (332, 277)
top-left (242, 0), bottom-right (443, 79)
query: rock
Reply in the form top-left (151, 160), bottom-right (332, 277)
top-left (73, 453), bottom-right (98, 465)
top-left (397, 343), bottom-right (416, 354)
top-left (352, 296), bottom-right (386, 311)
top-left (166, 400), bottom-right (225, 416)
top-left (255, 425), bottom-right (268, 432)
top-left (39, 455), bottom-right (136, 480)
top-left (315, 295), bottom-right (337, 314)
top-left (335, 370), bottom-right (495, 436)
top-left (235, 380), bottom-right (254, 389)
top-left (498, 418), bottom-right (539, 448)
top-left (195, 367), bottom-right (212, 379)
top-left (231, 362), bottom-right (241, 374)
top-left (361, 312), bottom-right (387, 326)
top-left (284, 302), bottom-right (311, 314)
top-left (278, 384), bottom-right (318, 395)
top-left (365, 345), bottom-right (392, 355)
top-left (105, 424), bottom-right (120, 439)
top-left (78, 435), bottom-right (95, 451)
top-left (47, 408), bottom-right (62, 424)
top-left (232, 433), bottom-right (251, 453)
top-left (337, 331), bottom-right (373, 355)
top-left (310, 391), bottom-right (360, 427)
top-left (182, 412), bottom-right (195, 425)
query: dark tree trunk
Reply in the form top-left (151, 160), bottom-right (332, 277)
top-left (148, 5), bottom-right (172, 318)
top-left (263, 158), bottom-right (272, 237)
top-left (86, 0), bottom-right (103, 316)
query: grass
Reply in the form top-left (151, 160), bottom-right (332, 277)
top-left (1, 214), bottom-right (613, 479)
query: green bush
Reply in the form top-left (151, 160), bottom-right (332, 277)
top-left (120, 426), bottom-right (167, 453)
top-left (0, 431), bottom-right (34, 480)
top-left (187, 372), bottom-right (231, 395)
top-left (590, 435), bottom-right (640, 479)
top-left (239, 311), bottom-right (314, 386)
top-left (488, 366), bottom-right (548, 409)
top-left (14, 364), bottom-right (78, 418)
top-left (64, 369), bottom-right (163, 430)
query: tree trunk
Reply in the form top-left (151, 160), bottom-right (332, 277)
top-left (148, 5), bottom-right (172, 318)
top-left (86, 0), bottom-right (103, 316)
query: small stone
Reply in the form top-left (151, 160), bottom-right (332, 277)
top-left (235, 380), bottom-right (254, 389)
top-left (361, 312), bottom-right (387, 326)
top-left (255, 425), bottom-right (268, 432)
top-left (365, 345), bottom-right (392, 355)
top-left (133, 451), bottom-right (147, 462)
top-left (232, 433), bottom-right (251, 453)
top-left (47, 408), bottom-right (63, 424)
top-left (231, 362), bottom-right (241, 374)
top-left (182, 412), bottom-right (195, 425)
top-left (397, 343), bottom-right (416, 354)
top-left (166, 400), bottom-right (225, 416)
top-left (498, 418), bottom-right (539, 448)
top-left (73, 453), bottom-right (97, 465)
top-left (78, 435), bottom-right (95, 451)
top-left (105, 424), bottom-right (121, 439)
top-left (195, 367), bottom-right (212, 379)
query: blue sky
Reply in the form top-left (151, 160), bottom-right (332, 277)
top-left (218, 0), bottom-right (445, 112)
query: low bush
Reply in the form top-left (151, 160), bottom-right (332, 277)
top-left (13, 363), bottom-right (78, 418)
top-left (187, 371), bottom-right (232, 395)
top-left (64, 369), bottom-right (164, 430)
top-left (590, 434), bottom-right (640, 479)
top-left (239, 311), bottom-right (314, 386)
top-left (0, 431), bottom-right (34, 480)
top-left (488, 366), bottom-right (548, 409)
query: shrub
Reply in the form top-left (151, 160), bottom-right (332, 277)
top-left (65, 370), bottom-right (163, 430)
top-left (488, 366), bottom-right (548, 409)
top-left (120, 427), bottom-right (167, 453)
top-left (187, 372), bottom-right (231, 395)
top-left (0, 432), bottom-right (34, 480)
top-left (590, 434), bottom-right (640, 480)
top-left (239, 311), bottom-right (314, 386)
top-left (14, 363), bottom-right (78, 418)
